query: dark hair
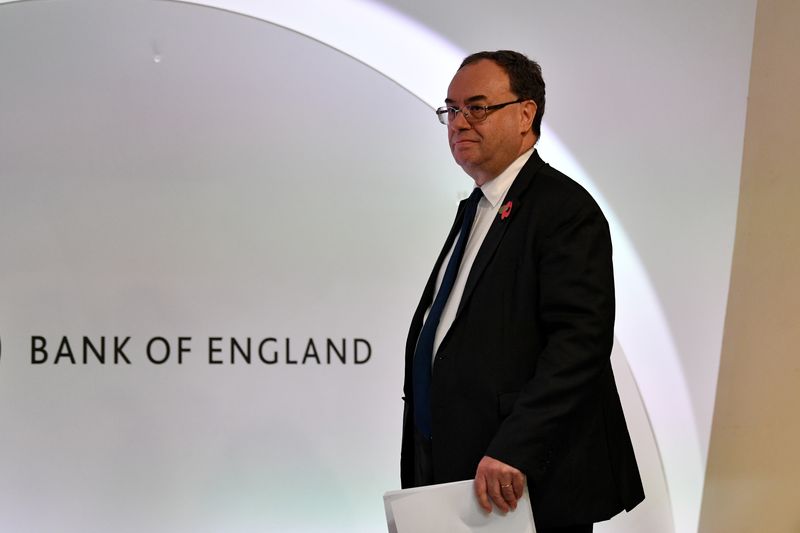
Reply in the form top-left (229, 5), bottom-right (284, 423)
top-left (460, 50), bottom-right (546, 137)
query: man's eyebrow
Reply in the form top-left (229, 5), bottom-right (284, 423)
top-left (444, 94), bottom-right (489, 105)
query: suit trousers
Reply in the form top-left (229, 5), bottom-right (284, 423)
top-left (538, 525), bottom-right (592, 533)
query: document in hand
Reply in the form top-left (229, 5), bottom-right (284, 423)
top-left (383, 479), bottom-right (536, 533)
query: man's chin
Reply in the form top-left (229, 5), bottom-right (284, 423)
top-left (452, 148), bottom-right (480, 167)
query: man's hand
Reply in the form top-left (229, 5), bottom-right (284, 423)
top-left (474, 455), bottom-right (526, 513)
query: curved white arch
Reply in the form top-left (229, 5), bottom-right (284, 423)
top-left (0, 0), bottom-right (705, 530)
top-left (170, 3), bottom-right (706, 529)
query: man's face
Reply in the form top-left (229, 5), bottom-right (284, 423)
top-left (446, 59), bottom-right (534, 184)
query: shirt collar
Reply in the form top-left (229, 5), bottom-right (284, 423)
top-left (478, 147), bottom-right (535, 208)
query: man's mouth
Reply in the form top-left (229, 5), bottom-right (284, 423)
top-left (453, 139), bottom-right (478, 146)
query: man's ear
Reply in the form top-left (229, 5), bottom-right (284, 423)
top-left (519, 100), bottom-right (537, 134)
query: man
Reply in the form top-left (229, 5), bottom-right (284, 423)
top-left (401, 50), bottom-right (644, 532)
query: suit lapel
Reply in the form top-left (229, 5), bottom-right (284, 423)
top-left (456, 151), bottom-right (545, 316)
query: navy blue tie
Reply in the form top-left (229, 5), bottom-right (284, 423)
top-left (413, 186), bottom-right (483, 439)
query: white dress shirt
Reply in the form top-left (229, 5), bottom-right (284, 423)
top-left (426, 148), bottom-right (535, 365)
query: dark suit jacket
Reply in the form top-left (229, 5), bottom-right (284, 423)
top-left (401, 150), bottom-right (644, 527)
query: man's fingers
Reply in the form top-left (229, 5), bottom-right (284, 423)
top-left (475, 456), bottom-right (526, 513)
top-left (488, 481), bottom-right (510, 512)
top-left (500, 482), bottom-right (518, 510)
top-left (512, 472), bottom-right (526, 500)
top-left (474, 473), bottom-right (492, 513)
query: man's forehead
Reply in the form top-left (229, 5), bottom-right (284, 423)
top-left (446, 60), bottom-right (511, 102)
top-left (445, 93), bottom-right (489, 104)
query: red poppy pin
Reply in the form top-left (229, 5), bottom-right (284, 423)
top-left (499, 200), bottom-right (513, 220)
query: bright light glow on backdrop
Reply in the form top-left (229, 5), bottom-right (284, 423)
top-left (0, 0), bottom-right (706, 531)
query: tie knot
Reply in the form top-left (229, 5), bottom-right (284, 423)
top-left (467, 186), bottom-right (483, 205)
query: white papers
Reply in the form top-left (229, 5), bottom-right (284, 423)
top-left (384, 480), bottom-right (536, 533)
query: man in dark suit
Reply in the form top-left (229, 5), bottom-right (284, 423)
top-left (401, 50), bottom-right (644, 532)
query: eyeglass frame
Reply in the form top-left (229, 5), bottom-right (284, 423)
top-left (435, 98), bottom-right (526, 125)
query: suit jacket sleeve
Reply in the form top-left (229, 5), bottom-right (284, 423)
top-left (484, 178), bottom-right (616, 480)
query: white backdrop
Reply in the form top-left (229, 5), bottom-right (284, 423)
top-left (0, 1), bottom-right (756, 531)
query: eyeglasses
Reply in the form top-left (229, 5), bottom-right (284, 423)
top-left (435, 98), bottom-right (525, 125)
